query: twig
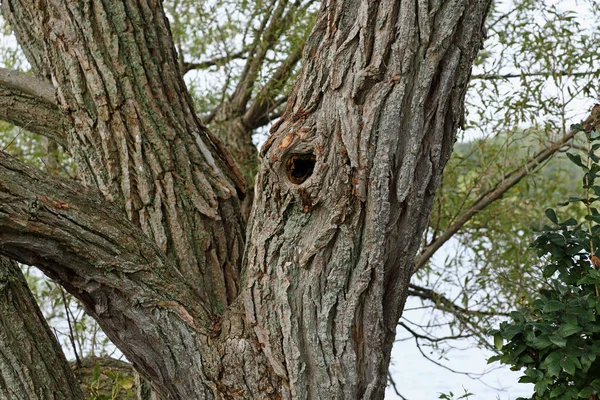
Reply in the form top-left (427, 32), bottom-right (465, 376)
top-left (413, 118), bottom-right (593, 273)
top-left (472, 70), bottom-right (600, 81)
top-left (387, 371), bottom-right (409, 400)
top-left (182, 49), bottom-right (248, 74)
top-left (407, 284), bottom-right (508, 317)
top-left (61, 287), bottom-right (81, 367)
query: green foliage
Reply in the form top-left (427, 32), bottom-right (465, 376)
top-left (411, 0), bottom-right (600, 362)
top-left (490, 121), bottom-right (600, 399)
top-left (438, 388), bottom-right (475, 400)
top-left (417, 130), bottom-right (584, 348)
top-left (88, 361), bottom-right (134, 400)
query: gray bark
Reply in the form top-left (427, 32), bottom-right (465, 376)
top-left (0, 257), bottom-right (84, 399)
top-left (0, 68), bottom-right (66, 147)
top-left (0, 0), bottom-right (492, 398)
top-left (244, 1), bottom-right (491, 397)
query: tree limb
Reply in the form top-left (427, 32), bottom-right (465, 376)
top-left (407, 284), bottom-right (508, 317)
top-left (0, 68), bottom-right (66, 146)
top-left (0, 150), bottom-right (226, 396)
top-left (0, 149), bottom-right (209, 319)
top-left (0, 257), bottom-right (84, 399)
top-left (4, 0), bottom-right (247, 313)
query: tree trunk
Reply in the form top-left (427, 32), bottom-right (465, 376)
top-left (0, 0), bottom-right (491, 398)
top-left (243, 1), bottom-right (491, 397)
top-left (0, 258), bottom-right (84, 399)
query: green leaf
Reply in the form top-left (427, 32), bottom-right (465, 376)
top-left (556, 323), bottom-right (581, 337)
top-left (549, 335), bottom-right (567, 347)
top-left (543, 300), bottom-right (565, 312)
top-left (502, 324), bottom-right (524, 340)
top-left (560, 357), bottom-right (576, 375)
top-left (590, 378), bottom-right (600, 390)
top-left (577, 387), bottom-right (594, 399)
top-left (560, 218), bottom-right (578, 226)
top-left (494, 334), bottom-right (503, 350)
top-left (567, 153), bottom-right (587, 169)
top-left (545, 208), bottom-right (558, 224)
top-left (535, 379), bottom-right (550, 395)
top-left (571, 123), bottom-right (585, 132)
top-left (543, 264), bottom-right (558, 277)
top-left (531, 334), bottom-right (553, 349)
top-left (550, 386), bottom-right (566, 397)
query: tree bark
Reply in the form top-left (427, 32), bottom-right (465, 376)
top-left (2, 0), bottom-right (247, 315)
top-left (0, 257), bottom-right (84, 399)
top-left (0, 0), bottom-right (492, 398)
top-left (243, 0), bottom-right (491, 397)
top-left (0, 68), bottom-right (66, 146)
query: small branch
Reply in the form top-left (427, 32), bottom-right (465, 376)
top-left (243, 46), bottom-right (302, 128)
top-left (413, 120), bottom-right (589, 273)
top-left (182, 49), bottom-right (248, 74)
top-left (397, 321), bottom-right (472, 343)
top-left (471, 70), bottom-right (600, 81)
top-left (387, 371), bottom-right (409, 400)
top-left (61, 287), bottom-right (81, 367)
top-left (407, 284), bottom-right (507, 317)
top-left (413, 337), bottom-right (490, 379)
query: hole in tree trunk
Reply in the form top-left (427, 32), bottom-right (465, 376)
top-left (286, 153), bottom-right (316, 185)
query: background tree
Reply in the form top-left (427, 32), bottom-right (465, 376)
top-left (0, 0), bottom-right (492, 399)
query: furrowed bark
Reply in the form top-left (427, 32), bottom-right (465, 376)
top-left (0, 151), bottom-right (225, 397)
top-left (0, 152), bottom-right (284, 397)
top-left (243, 0), bottom-right (492, 398)
top-left (3, 0), bottom-right (246, 313)
top-left (0, 68), bottom-right (66, 146)
top-left (0, 257), bottom-right (84, 400)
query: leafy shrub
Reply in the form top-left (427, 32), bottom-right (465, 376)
top-left (490, 109), bottom-right (600, 400)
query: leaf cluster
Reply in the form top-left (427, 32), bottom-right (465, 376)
top-left (490, 123), bottom-right (600, 399)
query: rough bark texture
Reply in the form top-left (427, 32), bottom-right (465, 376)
top-left (0, 257), bottom-right (84, 399)
top-left (0, 0), bottom-right (492, 398)
top-left (3, 0), bottom-right (247, 315)
top-left (244, 0), bottom-right (491, 397)
top-left (0, 68), bottom-right (66, 146)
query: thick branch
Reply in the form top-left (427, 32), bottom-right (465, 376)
top-left (0, 151), bottom-right (223, 397)
top-left (0, 68), bottom-right (66, 146)
top-left (5, 0), bottom-right (246, 314)
top-left (0, 257), bottom-right (84, 399)
top-left (413, 122), bottom-right (588, 273)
